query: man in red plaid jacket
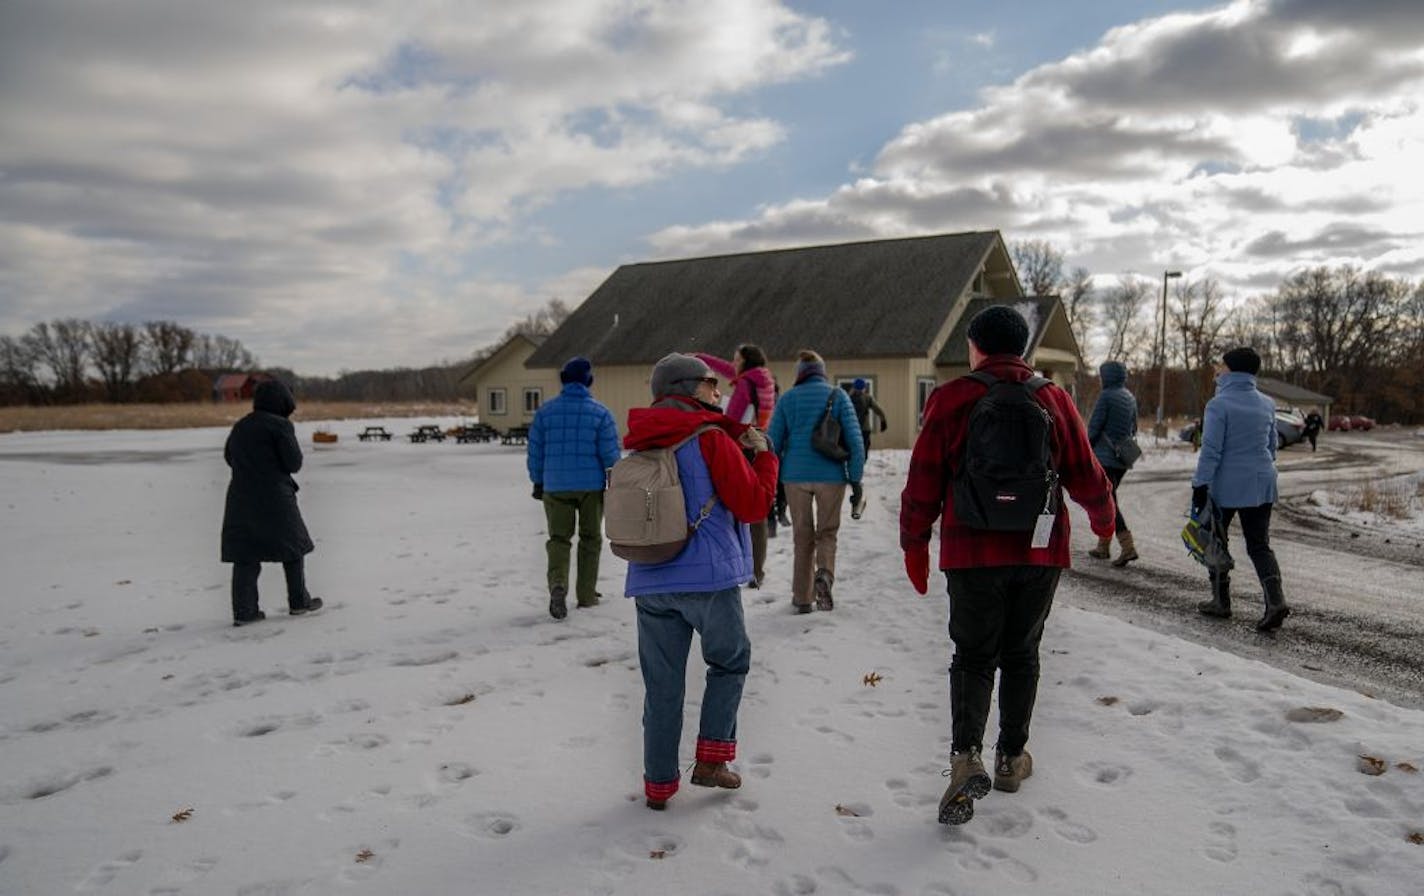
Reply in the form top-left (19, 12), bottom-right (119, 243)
top-left (900, 304), bottom-right (1116, 826)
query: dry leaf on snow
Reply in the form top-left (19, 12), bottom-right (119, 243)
top-left (862, 672), bottom-right (883, 687)
top-left (1096, 696), bottom-right (1119, 706)
top-left (355, 849), bottom-right (375, 863)
top-left (835, 804), bottom-right (860, 817)
top-left (1358, 754), bottom-right (1387, 776)
top-left (171, 808), bottom-right (194, 823)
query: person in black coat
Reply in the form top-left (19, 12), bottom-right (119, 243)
top-left (221, 379), bottom-right (322, 625)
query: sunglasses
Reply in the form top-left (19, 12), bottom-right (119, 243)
top-left (679, 376), bottom-right (719, 388)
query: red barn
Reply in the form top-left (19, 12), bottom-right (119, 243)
top-left (213, 373), bottom-right (270, 402)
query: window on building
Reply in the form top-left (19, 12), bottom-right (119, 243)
top-left (523, 387), bottom-right (542, 413)
top-left (487, 388), bottom-right (507, 415)
top-left (917, 377), bottom-right (937, 426)
top-left (836, 376), bottom-right (875, 394)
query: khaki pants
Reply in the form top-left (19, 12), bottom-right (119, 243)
top-left (785, 482), bottom-right (846, 606)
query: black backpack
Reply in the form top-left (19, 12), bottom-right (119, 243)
top-left (951, 371), bottom-right (1059, 531)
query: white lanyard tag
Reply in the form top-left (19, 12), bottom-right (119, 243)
top-left (1030, 513), bottom-right (1055, 549)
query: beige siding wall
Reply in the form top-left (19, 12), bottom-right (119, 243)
top-left (471, 346), bottom-right (559, 427)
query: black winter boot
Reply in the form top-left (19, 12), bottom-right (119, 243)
top-left (1197, 571), bottom-right (1232, 618)
top-left (1256, 575), bottom-right (1290, 632)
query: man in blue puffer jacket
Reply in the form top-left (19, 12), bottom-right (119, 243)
top-left (1085, 360), bottom-right (1139, 566)
top-left (527, 357), bottom-right (622, 619)
top-left (768, 349), bottom-right (865, 613)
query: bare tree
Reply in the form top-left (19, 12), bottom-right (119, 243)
top-left (193, 334), bottom-right (258, 370)
top-left (504, 297), bottom-right (572, 340)
top-left (27, 319), bottom-right (92, 394)
top-left (1167, 277), bottom-right (1231, 413)
top-left (1060, 265), bottom-right (1095, 356)
top-left (91, 322), bottom-right (143, 401)
top-left (0, 334), bottom-right (42, 402)
top-left (142, 321), bottom-right (195, 376)
top-left (1267, 265), bottom-right (1404, 399)
top-left (1010, 240), bottom-right (1065, 296)
top-left (1100, 276), bottom-right (1153, 366)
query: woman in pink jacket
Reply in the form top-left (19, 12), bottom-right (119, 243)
top-left (696, 345), bottom-right (778, 587)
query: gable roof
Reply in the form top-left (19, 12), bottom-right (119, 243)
top-left (526, 231), bottom-right (1006, 367)
top-left (459, 332), bottom-right (545, 386)
top-left (1256, 376), bottom-right (1333, 406)
top-left (934, 296), bottom-right (1063, 366)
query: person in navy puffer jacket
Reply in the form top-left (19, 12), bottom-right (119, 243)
top-left (527, 357), bottom-right (621, 619)
top-left (623, 353), bottom-right (779, 811)
top-left (768, 349), bottom-right (865, 613)
top-left (1191, 347), bottom-right (1291, 631)
top-left (1085, 360), bottom-right (1140, 566)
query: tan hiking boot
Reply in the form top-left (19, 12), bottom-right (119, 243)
top-left (690, 761), bottom-right (741, 789)
top-left (993, 749), bottom-right (1034, 793)
top-left (1087, 535), bottom-right (1112, 559)
top-left (938, 749), bottom-right (991, 825)
top-left (1110, 531), bottom-right (1138, 567)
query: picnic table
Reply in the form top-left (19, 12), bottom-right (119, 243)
top-left (357, 426), bottom-right (392, 442)
top-left (500, 424), bottom-right (530, 446)
top-left (454, 423), bottom-right (500, 443)
top-left (407, 424), bottom-right (447, 443)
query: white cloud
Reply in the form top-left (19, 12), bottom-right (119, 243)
top-left (0, 0), bottom-right (847, 374)
top-left (650, 0), bottom-right (1424, 296)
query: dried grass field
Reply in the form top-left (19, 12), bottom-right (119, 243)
top-left (0, 401), bottom-right (477, 433)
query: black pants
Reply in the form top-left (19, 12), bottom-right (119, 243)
top-left (232, 559), bottom-right (309, 620)
top-left (1216, 503), bottom-right (1281, 587)
top-left (860, 429), bottom-right (872, 455)
top-left (945, 565), bottom-right (1060, 756)
top-left (1104, 465), bottom-right (1130, 534)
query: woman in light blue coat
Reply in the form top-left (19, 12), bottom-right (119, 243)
top-left (1190, 347), bottom-right (1290, 631)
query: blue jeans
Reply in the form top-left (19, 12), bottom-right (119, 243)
top-left (635, 588), bottom-right (750, 785)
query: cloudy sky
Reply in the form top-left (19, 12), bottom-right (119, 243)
top-left (2, 0), bottom-right (1421, 376)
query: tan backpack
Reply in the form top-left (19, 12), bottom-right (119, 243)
top-left (605, 425), bottom-right (719, 563)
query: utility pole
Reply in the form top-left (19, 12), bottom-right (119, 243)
top-left (1154, 270), bottom-right (1182, 437)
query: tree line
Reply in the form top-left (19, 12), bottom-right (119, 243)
top-left (1011, 241), bottom-right (1424, 423)
top-left (0, 299), bottom-right (572, 407)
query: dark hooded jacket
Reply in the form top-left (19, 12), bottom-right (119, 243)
top-left (220, 380), bottom-right (314, 563)
top-left (1086, 361), bottom-right (1138, 471)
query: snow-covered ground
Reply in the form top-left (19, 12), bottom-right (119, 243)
top-left (2, 420), bottom-right (1422, 895)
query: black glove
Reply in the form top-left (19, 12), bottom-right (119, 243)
top-left (1191, 484), bottom-right (1209, 517)
top-left (879, 419), bottom-right (888, 433)
top-left (532, 483), bottom-right (544, 501)
top-left (850, 482), bottom-right (864, 506)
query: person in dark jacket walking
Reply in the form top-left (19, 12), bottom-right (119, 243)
top-left (1303, 408), bottom-right (1323, 452)
top-left (847, 378), bottom-right (889, 455)
top-left (1085, 360), bottom-right (1139, 566)
top-left (1192, 347), bottom-right (1291, 631)
top-left (221, 379), bottom-right (322, 626)
top-left (527, 357), bottom-right (622, 619)
top-left (624, 353), bottom-right (779, 811)
top-left (900, 305), bottom-right (1115, 826)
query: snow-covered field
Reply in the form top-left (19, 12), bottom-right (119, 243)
top-left (2, 420), bottom-right (1422, 895)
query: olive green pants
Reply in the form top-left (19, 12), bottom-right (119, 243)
top-left (543, 490), bottom-right (604, 605)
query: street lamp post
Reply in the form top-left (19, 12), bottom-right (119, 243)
top-left (1153, 269), bottom-right (1183, 438)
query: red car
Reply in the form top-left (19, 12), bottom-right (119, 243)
top-left (1328, 415), bottom-right (1352, 431)
top-left (1349, 415), bottom-right (1376, 431)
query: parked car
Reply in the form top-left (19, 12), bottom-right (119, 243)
top-left (1178, 405), bottom-right (1304, 449)
top-left (1349, 415), bottom-right (1376, 431)
top-left (1328, 414), bottom-right (1353, 431)
top-left (1273, 404), bottom-right (1306, 449)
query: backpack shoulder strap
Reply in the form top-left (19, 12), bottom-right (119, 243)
top-left (1024, 375), bottom-right (1051, 393)
top-left (669, 423), bottom-right (722, 525)
top-left (966, 370), bottom-right (998, 389)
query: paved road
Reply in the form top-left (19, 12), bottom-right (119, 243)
top-left (1057, 429), bottom-right (1424, 709)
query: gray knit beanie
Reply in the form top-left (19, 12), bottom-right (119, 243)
top-left (650, 353), bottom-right (712, 399)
